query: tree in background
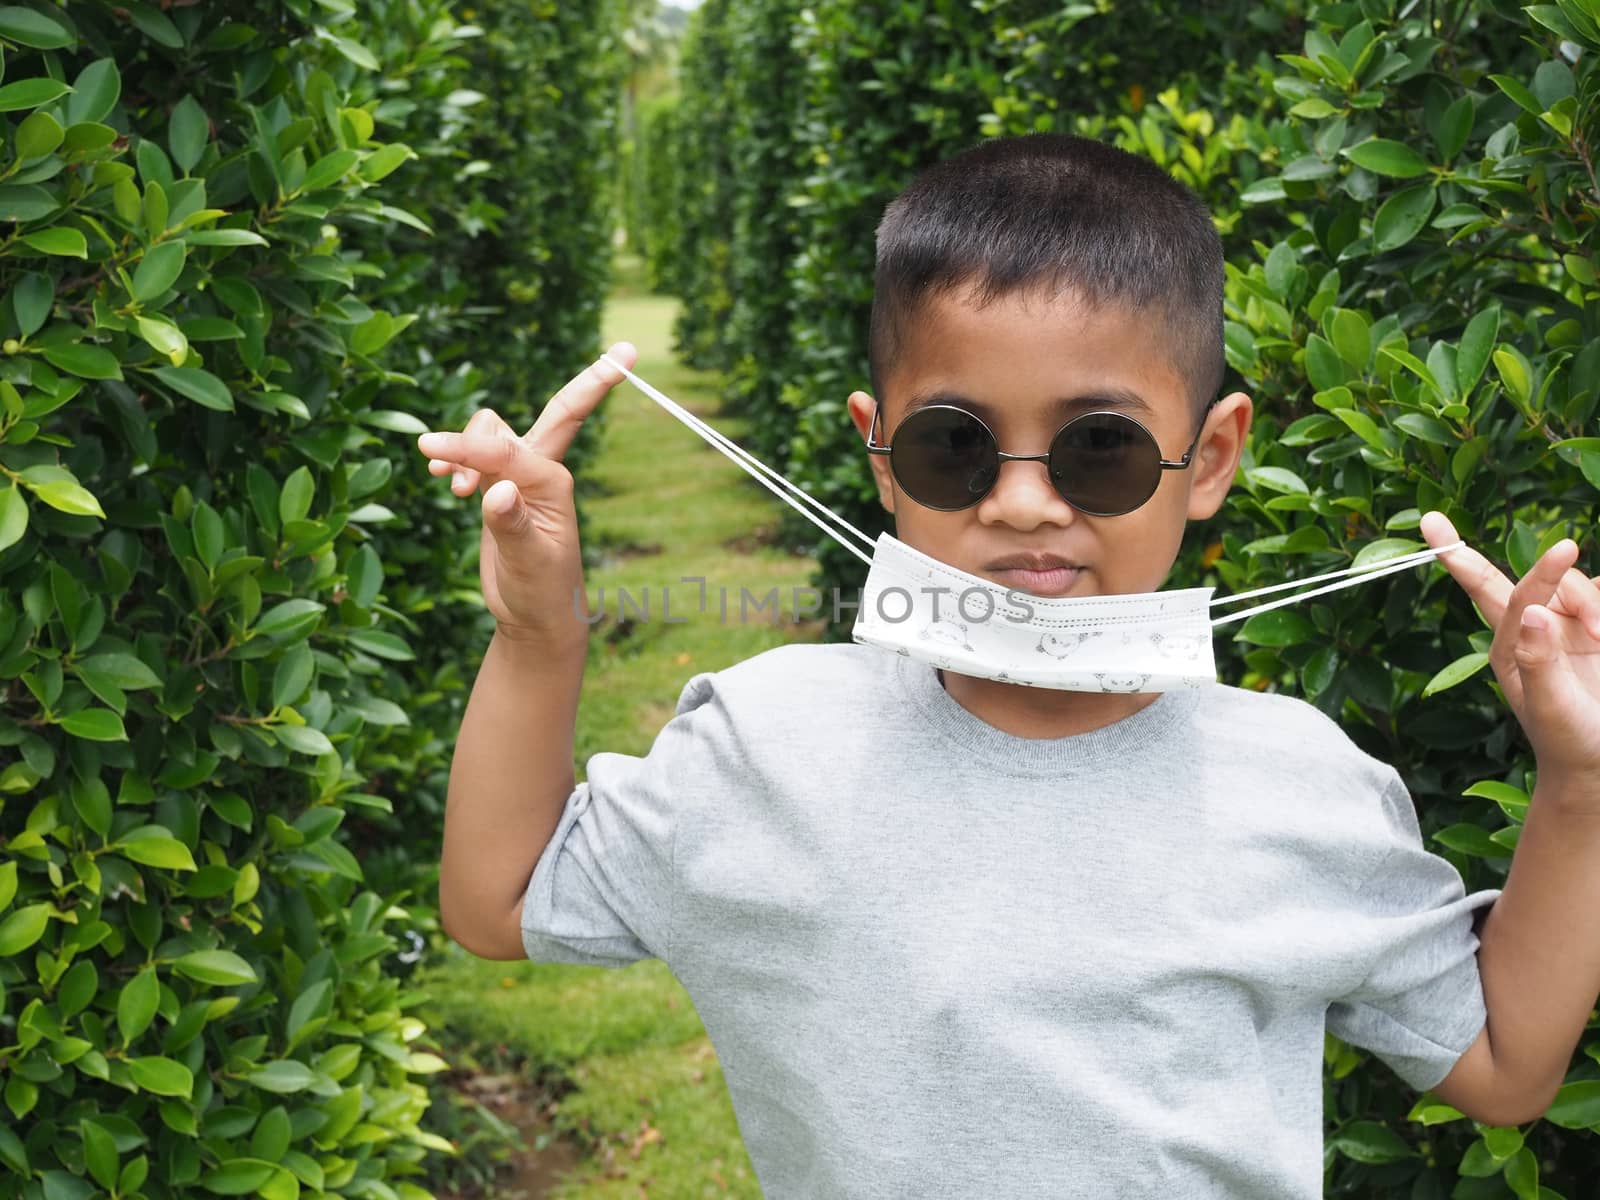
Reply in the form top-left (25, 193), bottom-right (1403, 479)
top-left (0, 1), bottom-right (626, 1195)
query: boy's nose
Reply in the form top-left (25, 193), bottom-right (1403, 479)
top-left (976, 458), bottom-right (1078, 531)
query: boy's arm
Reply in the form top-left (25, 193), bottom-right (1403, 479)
top-left (1442, 778), bottom-right (1600, 1126)
top-left (417, 344), bottom-right (636, 961)
top-left (1419, 512), bottom-right (1600, 1125)
top-left (437, 627), bottom-right (587, 960)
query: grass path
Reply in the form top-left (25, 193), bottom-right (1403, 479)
top-left (416, 260), bottom-right (819, 1198)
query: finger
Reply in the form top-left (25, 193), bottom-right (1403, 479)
top-left (1552, 561), bottom-right (1600, 641)
top-left (418, 409), bottom-right (515, 491)
top-left (523, 341), bottom-right (637, 461)
top-left (482, 477), bottom-right (526, 533)
top-left (1510, 602), bottom-right (1576, 737)
top-left (456, 408), bottom-right (518, 492)
top-left (426, 457), bottom-right (480, 496)
top-left (1493, 539), bottom-right (1580, 677)
top-left (416, 423), bottom-right (530, 485)
top-left (1419, 510), bottom-right (1513, 625)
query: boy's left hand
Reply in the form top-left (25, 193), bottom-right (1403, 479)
top-left (1421, 511), bottom-right (1600, 788)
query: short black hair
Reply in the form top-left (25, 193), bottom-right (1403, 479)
top-left (868, 132), bottom-right (1225, 420)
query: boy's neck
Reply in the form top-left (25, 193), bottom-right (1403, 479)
top-left (936, 668), bottom-right (1159, 738)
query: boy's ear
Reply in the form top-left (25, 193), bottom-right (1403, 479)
top-left (1185, 390), bottom-right (1252, 521)
top-left (847, 390), bottom-right (896, 515)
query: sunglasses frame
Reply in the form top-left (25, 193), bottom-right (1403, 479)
top-left (864, 399), bottom-right (1217, 516)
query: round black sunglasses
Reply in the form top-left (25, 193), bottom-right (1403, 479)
top-left (865, 401), bottom-right (1215, 516)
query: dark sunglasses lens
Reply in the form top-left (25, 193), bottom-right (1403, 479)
top-left (1048, 413), bottom-right (1160, 515)
top-left (891, 407), bottom-right (997, 509)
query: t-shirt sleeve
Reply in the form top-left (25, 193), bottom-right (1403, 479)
top-left (1325, 773), bottom-right (1502, 1092)
top-left (519, 670), bottom-right (724, 968)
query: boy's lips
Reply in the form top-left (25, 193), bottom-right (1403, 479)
top-left (986, 552), bottom-right (1081, 572)
top-left (984, 553), bottom-right (1086, 597)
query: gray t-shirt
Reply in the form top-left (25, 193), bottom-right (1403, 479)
top-left (520, 641), bottom-right (1500, 1198)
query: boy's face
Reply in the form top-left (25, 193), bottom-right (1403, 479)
top-left (846, 285), bottom-right (1251, 599)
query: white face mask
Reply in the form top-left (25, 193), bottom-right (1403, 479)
top-left (600, 356), bottom-right (1462, 692)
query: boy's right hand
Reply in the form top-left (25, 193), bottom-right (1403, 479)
top-left (416, 342), bottom-right (637, 641)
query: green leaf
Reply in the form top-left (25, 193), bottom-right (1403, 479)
top-left (1331, 1119), bottom-right (1418, 1163)
top-left (0, 861), bottom-right (20, 912)
top-left (253, 598), bottom-right (324, 639)
top-left (1489, 73), bottom-right (1543, 116)
top-left (41, 342), bottom-right (122, 380)
top-left (143, 178), bottom-right (168, 239)
top-left (168, 95), bottom-right (207, 172)
top-left (127, 1056), bottom-right (193, 1098)
top-left (136, 314), bottom-right (188, 363)
top-left (184, 228), bottom-right (268, 247)
top-left (152, 365), bottom-right (233, 411)
top-left (13, 271), bottom-right (52, 335)
top-left (360, 142), bottom-right (414, 181)
top-left (60, 708), bottom-right (125, 740)
top-left (1422, 652), bottom-right (1490, 697)
top-left (131, 240), bottom-right (186, 301)
top-left (1343, 138), bottom-right (1431, 178)
top-left (66, 59), bottom-right (119, 125)
top-left (346, 544), bottom-right (382, 607)
top-left (1544, 1080), bottom-right (1600, 1129)
top-left (272, 723), bottom-right (334, 756)
top-left (0, 78), bottom-right (71, 112)
top-left (192, 501), bottom-right (223, 569)
top-left (1504, 1146), bottom-right (1538, 1198)
top-left (322, 33), bottom-right (380, 70)
top-left (1463, 780), bottom-right (1530, 824)
top-left (1372, 184), bottom-right (1435, 252)
top-left (1393, 413), bottom-right (1454, 445)
top-left (14, 110), bottom-right (63, 157)
top-left (0, 184), bottom-right (59, 221)
top-left (1290, 97), bottom-right (1339, 119)
top-left (1456, 308), bottom-right (1500, 397)
top-left (0, 484), bottom-right (27, 553)
top-left (1245, 466), bottom-right (1309, 494)
top-left (0, 6), bottom-right (74, 49)
top-left (0, 903), bottom-right (51, 956)
top-left (1333, 407), bottom-right (1385, 449)
top-left (1351, 538), bottom-right (1423, 568)
top-left (80, 1120), bottom-right (118, 1191)
top-left (349, 695), bottom-right (408, 726)
top-left (271, 643), bottom-right (314, 709)
top-left (200, 1161), bottom-right (277, 1196)
top-left (1436, 94), bottom-right (1474, 160)
top-left (118, 836), bottom-right (196, 870)
top-left (20, 227), bottom-right (86, 258)
top-left (1329, 308), bottom-right (1370, 369)
top-left (300, 148), bottom-right (358, 192)
top-left (116, 966), bottom-right (159, 1043)
top-left (279, 466), bottom-right (313, 524)
top-left (30, 478), bottom-right (105, 517)
top-left (346, 628), bottom-right (414, 660)
top-left (129, 4), bottom-right (182, 47)
top-left (1494, 347), bottom-right (1532, 407)
top-left (173, 949), bottom-right (257, 986)
top-left (245, 1060), bottom-right (317, 1093)
top-left (360, 409), bottom-right (429, 434)
top-left (1235, 609), bottom-right (1317, 647)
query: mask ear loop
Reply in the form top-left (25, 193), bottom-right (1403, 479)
top-left (1208, 541), bottom-right (1464, 628)
top-left (601, 354), bottom-right (877, 567)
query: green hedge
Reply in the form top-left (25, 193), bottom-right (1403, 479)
top-left (0, 1), bottom-right (625, 1196)
top-left (649, 0), bottom-right (1600, 1193)
top-left (1219, 4), bottom-right (1597, 1189)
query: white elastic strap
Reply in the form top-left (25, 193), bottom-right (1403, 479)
top-left (601, 354), bottom-right (876, 566)
top-left (1209, 541), bottom-right (1463, 628)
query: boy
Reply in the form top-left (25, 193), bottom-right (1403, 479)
top-left (417, 134), bottom-right (1600, 1196)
